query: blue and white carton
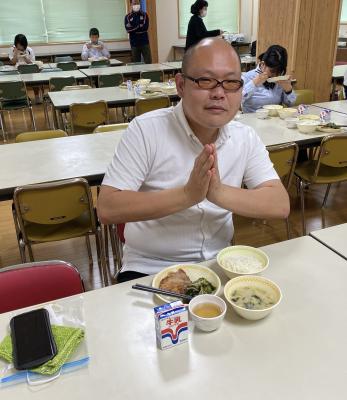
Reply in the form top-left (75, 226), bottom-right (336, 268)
top-left (154, 301), bottom-right (188, 350)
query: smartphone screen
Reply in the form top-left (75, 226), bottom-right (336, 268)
top-left (10, 309), bottom-right (57, 370)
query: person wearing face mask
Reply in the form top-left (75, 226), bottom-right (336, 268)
top-left (241, 44), bottom-right (296, 113)
top-left (124, 0), bottom-right (152, 64)
top-left (185, 0), bottom-right (222, 51)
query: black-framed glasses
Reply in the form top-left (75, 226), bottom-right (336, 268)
top-left (182, 74), bottom-right (243, 92)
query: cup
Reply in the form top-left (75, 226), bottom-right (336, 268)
top-left (188, 294), bottom-right (227, 332)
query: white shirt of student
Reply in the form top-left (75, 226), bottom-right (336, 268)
top-left (8, 46), bottom-right (35, 66)
top-left (81, 41), bottom-right (110, 61)
top-left (102, 101), bottom-right (279, 275)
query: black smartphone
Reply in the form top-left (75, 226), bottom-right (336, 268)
top-left (10, 308), bottom-right (57, 370)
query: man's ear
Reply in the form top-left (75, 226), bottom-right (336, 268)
top-left (175, 73), bottom-right (185, 98)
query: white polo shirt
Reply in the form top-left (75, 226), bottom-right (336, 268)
top-left (8, 46), bottom-right (35, 66)
top-left (103, 101), bottom-right (278, 275)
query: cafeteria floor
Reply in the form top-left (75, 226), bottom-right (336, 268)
top-left (1, 92), bottom-right (347, 290)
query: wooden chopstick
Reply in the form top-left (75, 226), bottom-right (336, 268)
top-left (132, 283), bottom-right (192, 302)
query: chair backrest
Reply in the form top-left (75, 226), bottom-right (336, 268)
top-left (315, 134), bottom-right (347, 172)
top-left (293, 89), bottom-right (315, 106)
top-left (98, 73), bottom-right (123, 88)
top-left (135, 95), bottom-right (170, 116)
top-left (70, 101), bottom-right (109, 134)
top-left (49, 76), bottom-right (77, 92)
top-left (62, 84), bottom-right (92, 91)
top-left (13, 178), bottom-right (96, 229)
top-left (94, 123), bottom-right (129, 133)
top-left (56, 61), bottom-right (78, 71)
top-left (55, 56), bottom-right (73, 63)
top-left (15, 130), bottom-right (68, 143)
top-left (0, 260), bottom-right (84, 314)
top-left (127, 62), bottom-right (145, 66)
top-left (0, 61), bottom-right (3, 67)
top-left (17, 64), bottom-right (40, 74)
top-left (267, 142), bottom-right (299, 190)
top-left (90, 59), bottom-right (110, 68)
top-left (140, 70), bottom-right (164, 83)
top-left (0, 80), bottom-right (28, 102)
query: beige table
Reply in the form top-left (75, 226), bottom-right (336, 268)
top-left (81, 63), bottom-right (177, 80)
top-left (1, 236), bottom-right (347, 399)
top-left (0, 74), bottom-right (21, 83)
top-left (0, 132), bottom-right (123, 201)
top-left (312, 100), bottom-right (347, 115)
top-left (239, 105), bottom-right (347, 146)
top-left (310, 223), bottom-right (347, 260)
top-left (20, 70), bottom-right (87, 85)
top-left (50, 59), bottom-right (123, 69)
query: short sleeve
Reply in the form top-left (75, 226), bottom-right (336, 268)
top-left (243, 129), bottom-right (279, 189)
top-left (8, 46), bottom-right (14, 60)
top-left (102, 119), bottom-right (151, 191)
top-left (28, 47), bottom-right (35, 62)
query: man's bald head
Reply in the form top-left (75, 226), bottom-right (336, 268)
top-left (182, 38), bottom-right (241, 76)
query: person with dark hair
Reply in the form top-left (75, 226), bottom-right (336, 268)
top-left (125, 0), bottom-right (152, 64)
top-left (185, 1), bottom-right (222, 50)
top-left (241, 44), bottom-right (296, 113)
top-left (81, 27), bottom-right (110, 61)
top-left (9, 34), bottom-right (35, 66)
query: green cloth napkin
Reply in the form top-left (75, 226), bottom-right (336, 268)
top-left (0, 325), bottom-right (85, 376)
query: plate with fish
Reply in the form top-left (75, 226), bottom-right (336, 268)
top-left (317, 122), bottom-right (344, 133)
top-left (152, 264), bottom-right (221, 303)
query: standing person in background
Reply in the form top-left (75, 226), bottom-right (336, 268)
top-left (185, 0), bottom-right (222, 51)
top-left (125, 0), bottom-right (152, 64)
top-left (81, 28), bottom-right (110, 61)
top-left (9, 34), bottom-right (41, 104)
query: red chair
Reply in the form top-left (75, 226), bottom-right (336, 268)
top-left (0, 260), bottom-right (84, 314)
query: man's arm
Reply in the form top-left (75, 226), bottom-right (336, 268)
top-left (136, 12), bottom-right (149, 33)
top-left (125, 14), bottom-right (140, 33)
top-left (207, 145), bottom-right (290, 219)
top-left (97, 145), bottom-right (215, 225)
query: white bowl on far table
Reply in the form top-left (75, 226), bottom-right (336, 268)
top-left (224, 275), bottom-right (282, 320)
top-left (217, 245), bottom-right (269, 279)
top-left (188, 294), bottom-right (227, 332)
top-left (256, 108), bottom-right (269, 119)
top-left (262, 104), bottom-right (283, 117)
top-left (278, 108), bottom-right (297, 119)
top-left (296, 120), bottom-right (319, 133)
top-left (285, 117), bottom-right (299, 129)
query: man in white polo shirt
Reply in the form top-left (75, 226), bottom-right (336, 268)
top-left (98, 38), bottom-right (289, 283)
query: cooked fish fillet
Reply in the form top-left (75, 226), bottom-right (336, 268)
top-left (159, 269), bottom-right (192, 294)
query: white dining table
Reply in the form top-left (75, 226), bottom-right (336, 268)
top-left (310, 223), bottom-right (347, 260)
top-left (312, 100), bottom-right (347, 115)
top-left (49, 59), bottom-right (123, 69)
top-left (1, 235), bottom-right (347, 399)
top-left (0, 132), bottom-right (123, 201)
top-left (238, 105), bottom-right (347, 146)
top-left (20, 70), bottom-right (87, 85)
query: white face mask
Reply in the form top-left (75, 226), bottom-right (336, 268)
top-left (201, 10), bottom-right (207, 18)
top-left (132, 5), bottom-right (140, 12)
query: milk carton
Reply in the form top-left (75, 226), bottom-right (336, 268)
top-left (154, 301), bottom-right (188, 350)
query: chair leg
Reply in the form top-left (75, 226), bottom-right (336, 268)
top-left (299, 179), bottom-right (306, 236)
top-left (322, 183), bottom-right (332, 208)
top-left (0, 111), bottom-right (6, 142)
top-left (29, 106), bottom-right (37, 131)
top-left (18, 239), bottom-right (27, 263)
top-left (85, 235), bottom-right (93, 269)
top-left (43, 100), bottom-right (51, 129)
top-left (96, 228), bottom-right (108, 286)
top-left (285, 217), bottom-right (291, 240)
top-left (27, 243), bottom-right (35, 262)
top-left (109, 224), bottom-right (121, 275)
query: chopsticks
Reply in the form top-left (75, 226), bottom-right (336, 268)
top-left (132, 283), bottom-right (193, 302)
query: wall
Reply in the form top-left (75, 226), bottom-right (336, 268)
top-left (155, 0), bottom-right (259, 62)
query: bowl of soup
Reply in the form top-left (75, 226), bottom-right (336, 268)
top-left (188, 294), bottom-right (227, 332)
top-left (224, 275), bottom-right (282, 320)
top-left (278, 108), bottom-right (297, 119)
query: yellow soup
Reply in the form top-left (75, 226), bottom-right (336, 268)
top-left (193, 303), bottom-right (222, 318)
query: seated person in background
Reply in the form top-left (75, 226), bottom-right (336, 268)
top-left (9, 34), bottom-right (40, 103)
top-left (241, 44), bottom-right (296, 113)
top-left (9, 34), bottom-right (35, 66)
top-left (81, 28), bottom-right (110, 61)
top-left (97, 38), bottom-right (290, 283)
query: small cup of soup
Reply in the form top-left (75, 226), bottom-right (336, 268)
top-left (188, 294), bottom-right (226, 332)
